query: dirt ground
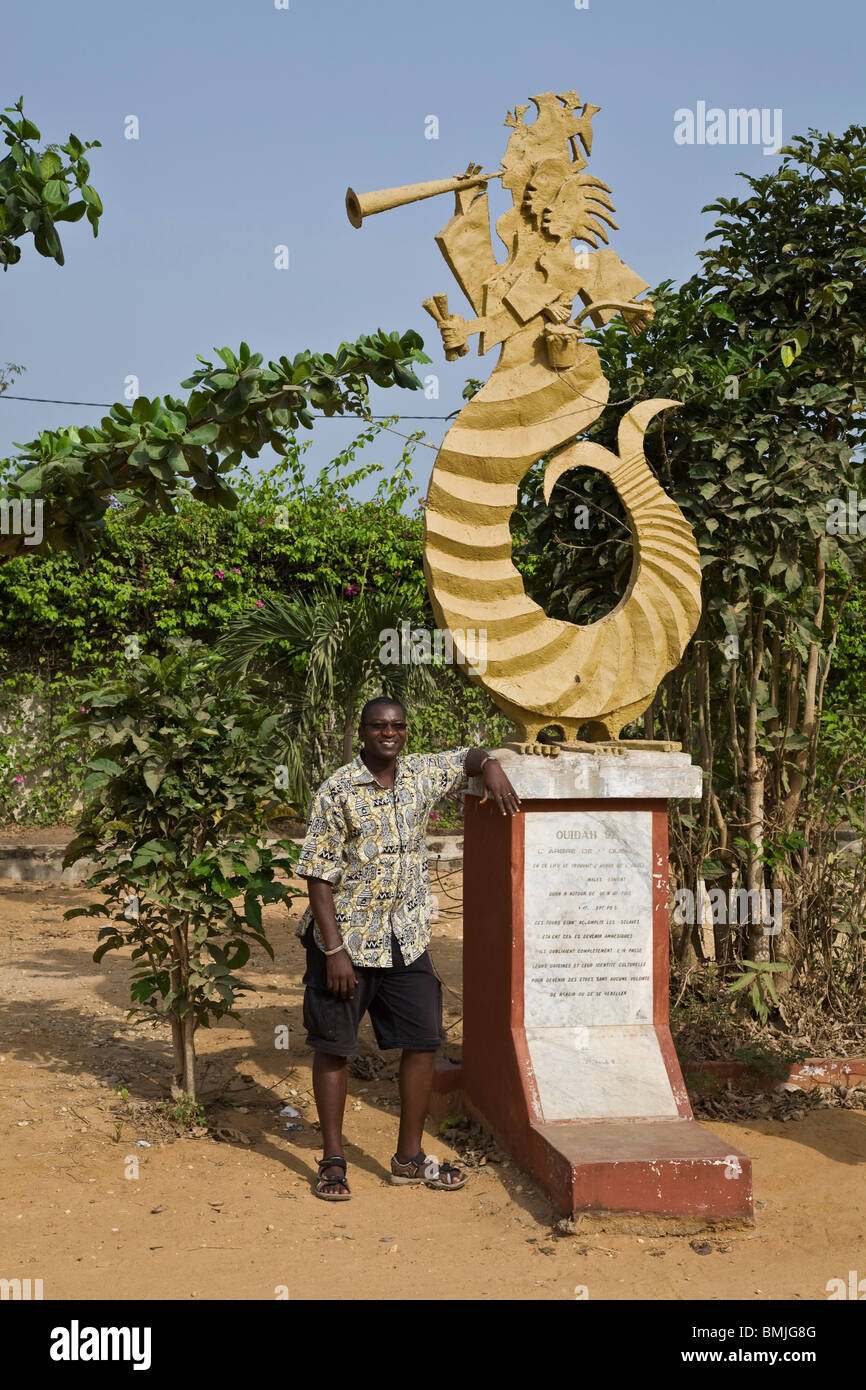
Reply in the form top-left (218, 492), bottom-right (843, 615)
top-left (1, 866), bottom-right (864, 1302)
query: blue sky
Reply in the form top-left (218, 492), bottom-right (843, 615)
top-left (2, 0), bottom-right (864, 496)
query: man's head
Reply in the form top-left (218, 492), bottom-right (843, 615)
top-left (358, 696), bottom-right (408, 762)
top-left (522, 156), bottom-right (570, 229)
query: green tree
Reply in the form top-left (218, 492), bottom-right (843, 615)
top-left (0, 424), bottom-right (431, 822)
top-left (61, 642), bottom-right (299, 1100)
top-left (518, 125), bottom-right (866, 985)
top-left (1, 333), bottom-right (430, 561)
top-left (0, 97), bottom-right (102, 269)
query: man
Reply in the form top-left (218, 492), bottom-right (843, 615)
top-left (295, 696), bottom-right (521, 1200)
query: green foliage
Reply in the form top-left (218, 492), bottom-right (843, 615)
top-left (214, 422), bottom-right (513, 805)
top-left (525, 265), bottom-right (865, 625)
top-left (727, 959), bottom-right (793, 1026)
top-left (0, 331), bottom-right (430, 561)
top-left (3, 467), bottom-right (423, 683)
top-left (217, 583), bottom-right (438, 804)
top-left (526, 123), bottom-right (866, 632)
top-left (513, 455), bottom-right (632, 624)
top-left (0, 360), bottom-right (24, 394)
top-left (0, 428), bottom-right (511, 823)
top-left (163, 1097), bottom-right (207, 1128)
top-left (0, 428), bottom-right (424, 809)
top-left (0, 420), bottom-right (425, 665)
top-left (0, 97), bottom-right (102, 268)
top-left (824, 562), bottom-right (866, 714)
top-left (0, 669), bottom-right (91, 824)
top-left (60, 641), bottom-right (301, 1096)
top-left (516, 124), bottom-right (866, 975)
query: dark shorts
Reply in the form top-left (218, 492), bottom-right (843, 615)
top-left (302, 932), bottom-right (443, 1056)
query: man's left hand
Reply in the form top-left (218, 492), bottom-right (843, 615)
top-left (479, 759), bottom-right (521, 816)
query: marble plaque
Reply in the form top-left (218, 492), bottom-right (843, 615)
top-left (524, 1025), bottom-right (679, 1121)
top-left (523, 810), bottom-right (654, 1029)
top-left (522, 810), bottom-right (678, 1120)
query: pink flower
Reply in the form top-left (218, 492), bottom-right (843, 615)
top-left (255, 599), bottom-right (264, 607)
top-left (215, 569), bottom-right (225, 578)
top-left (13, 775), bottom-right (24, 785)
top-left (232, 567), bottom-right (241, 574)
top-left (344, 583), bottom-right (360, 597)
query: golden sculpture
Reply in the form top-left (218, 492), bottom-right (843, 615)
top-left (347, 91), bottom-right (702, 747)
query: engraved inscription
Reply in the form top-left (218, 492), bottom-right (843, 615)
top-left (523, 810), bottom-right (654, 1029)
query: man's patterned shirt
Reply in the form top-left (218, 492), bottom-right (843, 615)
top-left (295, 748), bottom-right (470, 967)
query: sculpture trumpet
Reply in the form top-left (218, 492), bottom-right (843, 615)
top-left (346, 170), bottom-right (501, 228)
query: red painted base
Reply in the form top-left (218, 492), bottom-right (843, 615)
top-left (431, 1064), bottom-right (752, 1221)
top-left (434, 795), bottom-right (754, 1224)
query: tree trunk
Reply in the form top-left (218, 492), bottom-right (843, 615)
top-left (695, 637), bottom-right (713, 836)
top-left (170, 921), bottom-right (196, 1100)
top-left (727, 661), bottom-right (744, 788)
top-left (780, 543), bottom-right (826, 829)
top-left (745, 771), bottom-right (768, 961)
top-left (808, 572), bottom-right (849, 788)
top-left (767, 630), bottom-right (782, 805)
top-left (182, 1005), bottom-right (197, 1101)
top-left (169, 963), bottom-right (185, 1099)
top-left (696, 877), bottom-right (716, 961)
top-left (670, 867), bottom-right (699, 967)
top-left (770, 865), bottom-right (794, 991)
top-left (745, 605), bottom-right (769, 961)
top-left (713, 866), bottom-right (736, 965)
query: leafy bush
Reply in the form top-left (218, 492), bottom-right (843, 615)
top-left (0, 426), bottom-right (508, 822)
top-left (61, 641), bottom-right (299, 1098)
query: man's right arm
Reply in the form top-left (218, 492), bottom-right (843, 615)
top-left (296, 784), bottom-right (357, 1001)
top-left (307, 878), bottom-right (357, 1001)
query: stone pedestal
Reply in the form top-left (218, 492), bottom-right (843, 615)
top-left (433, 749), bottom-right (753, 1225)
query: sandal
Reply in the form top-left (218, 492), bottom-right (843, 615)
top-left (390, 1150), bottom-right (467, 1191)
top-left (315, 1155), bottom-right (351, 1201)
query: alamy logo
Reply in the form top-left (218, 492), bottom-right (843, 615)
top-left (0, 497), bottom-right (43, 546)
top-left (826, 491), bottom-right (866, 536)
top-left (378, 621), bottom-right (487, 675)
top-left (674, 102), bottom-right (783, 156)
top-left (49, 1320), bottom-right (152, 1370)
top-left (0, 1277), bottom-right (43, 1299)
top-left (826, 1270), bottom-right (866, 1299)
top-left (672, 884), bottom-right (782, 936)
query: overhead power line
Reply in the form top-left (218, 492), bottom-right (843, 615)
top-left (0, 392), bottom-right (454, 419)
